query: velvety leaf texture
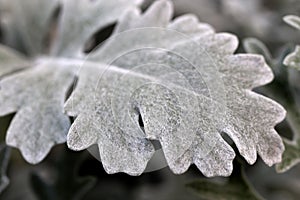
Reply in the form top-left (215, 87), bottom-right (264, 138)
top-left (0, 0), bottom-right (285, 176)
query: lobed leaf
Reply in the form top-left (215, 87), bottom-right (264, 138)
top-left (65, 1), bottom-right (285, 176)
top-left (0, 0), bottom-right (286, 177)
top-left (0, 0), bottom-right (142, 164)
top-left (0, 62), bottom-right (74, 163)
top-left (277, 139), bottom-right (300, 172)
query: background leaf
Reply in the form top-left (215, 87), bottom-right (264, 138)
top-left (30, 146), bottom-right (96, 200)
top-left (284, 45), bottom-right (300, 70)
top-left (0, 0), bottom-right (59, 55)
top-left (283, 15), bottom-right (300, 30)
top-left (0, 143), bottom-right (10, 194)
top-left (186, 162), bottom-right (264, 200)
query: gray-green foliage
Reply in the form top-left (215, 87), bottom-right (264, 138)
top-left (278, 15), bottom-right (300, 172)
top-left (186, 165), bottom-right (264, 200)
top-left (0, 0), bottom-right (285, 177)
top-left (0, 0), bottom-right (143, 164)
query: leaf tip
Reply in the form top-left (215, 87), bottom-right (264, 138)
top-left (283, 15), bottom-right (300, 30)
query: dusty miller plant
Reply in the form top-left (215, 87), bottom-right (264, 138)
top-left (0, 0), bottom-right (288, 196)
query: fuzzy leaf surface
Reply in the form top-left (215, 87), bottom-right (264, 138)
top-left (0, 0), bottom-right (285, 176)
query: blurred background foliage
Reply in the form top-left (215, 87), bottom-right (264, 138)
top-left (1, 0), bottom-right (300, 199)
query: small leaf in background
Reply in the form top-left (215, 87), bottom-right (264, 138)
top-left (0, 143), bottom-right (10, 194)
top-left (242, 37), bottom-right (273, 64)
top-left (277, 139), bottom-right (300, 172)
top-left (186, 163), bottom-right (264, 200)
top-left (284, 45), bottom-right (300, 70)
top-left (242, 37), bottom-right (292, 82)
top-left (283, 15), bottom-right (300, 30)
